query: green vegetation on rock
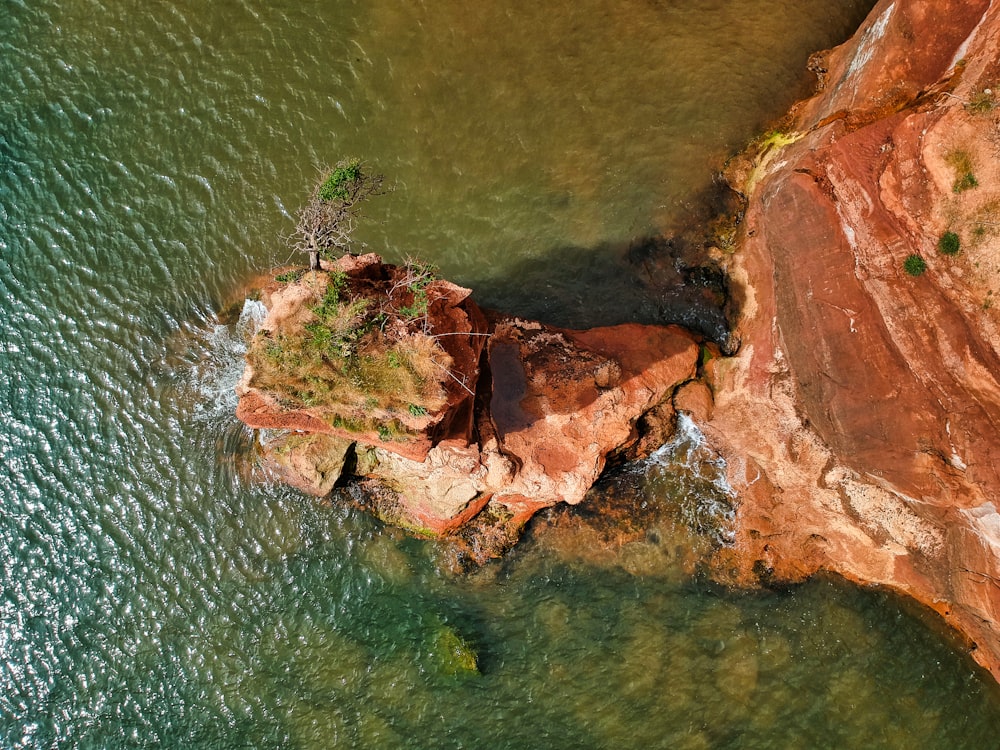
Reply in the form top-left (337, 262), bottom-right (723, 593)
top-left (938, 231), bottom-right (961, 256)
top-left (246, 266), bottom-right (452, 438)
top-left (903, 254), bottom-right (927, 276)
top-left (965, 87), bottom-right (996, 114)
top-left (275, 269), bottom-right (304, 283)
top-left (946, 149), bottom-right (978, 193)
top-left (396, 262), bottom-right (438, 321)
top-left (745, 128), bottom-right (805, 193)
top-left (954, 172), bottom-right (979, 193)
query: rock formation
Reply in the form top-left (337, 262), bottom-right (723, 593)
top-left (236, 254), bottom-right (487, 463)
top-left (236, 253), bottom-right (700, 561)
top-left (232, 0), bottom-right (1000, 683)
top-left (706, 0), bottom-right (1000, 681)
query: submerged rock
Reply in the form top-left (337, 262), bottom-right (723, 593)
top-left (429, 623), bottom-right (479, 677)
top-left (235, 253), bottom-right (702, 561)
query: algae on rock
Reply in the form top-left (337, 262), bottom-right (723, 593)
top-left (429, 623), bottom-right (479, 677)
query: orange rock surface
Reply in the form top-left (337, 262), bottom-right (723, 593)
top-left (707, 0), bottom-right (1000, 680)
top-left (354, 318), bottom-right (698, 549)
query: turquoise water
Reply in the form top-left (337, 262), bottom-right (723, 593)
top-left (2, 0), bottom-right (1000, 747)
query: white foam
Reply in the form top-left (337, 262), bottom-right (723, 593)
top-left (190, 298), bottom-right (267, 422)
top-left (644, 413), bottom-right (736, 545)
top-left (236, 298), bottom-right (268, 340)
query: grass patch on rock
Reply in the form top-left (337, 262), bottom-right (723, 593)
top-left (965, 88), bottom-right (996, 114)
top-left (946, 149), bottom-right (979, 193)
top-left (246, 269), bottom-right (451, 436)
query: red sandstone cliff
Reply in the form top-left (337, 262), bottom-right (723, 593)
top-left (707, 0), bottom-right (1000, 680)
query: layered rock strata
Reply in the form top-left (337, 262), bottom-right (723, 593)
top-left (236, 254), bottom-right (700, 560)
top-left (707, 0), bottom-right (1000, 680)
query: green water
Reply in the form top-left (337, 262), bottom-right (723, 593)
top-left (2, 0), bottom-right (1000, 747)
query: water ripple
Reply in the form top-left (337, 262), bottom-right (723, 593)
top-left (2, 0), bottom-right (999, 747)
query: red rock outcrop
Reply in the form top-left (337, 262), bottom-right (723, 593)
top-left (236, 254), bottom-right (487, 462)
top-left (351, 318), bottom-right (698, 547)
top-left (706, 0), bottom-right (1000, 680)
top-left (236, 254), bottom-right (701, 559)
top-left (488, 319), bottom-right (698, 513)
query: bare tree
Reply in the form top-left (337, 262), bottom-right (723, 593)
top-left (293, 159), bottom-right (386, 270)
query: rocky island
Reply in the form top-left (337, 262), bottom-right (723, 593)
top-left (236, 253), bottom-right (703, 563)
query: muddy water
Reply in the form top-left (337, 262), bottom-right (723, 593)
top-left (3, 0), bottom-right (1000, 747)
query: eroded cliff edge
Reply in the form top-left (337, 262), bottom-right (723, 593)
top-left (707, 0), bottom-right (1000, 680)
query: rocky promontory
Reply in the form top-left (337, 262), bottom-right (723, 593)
top-left (236, 253), bottom-right (701, 561)
top-left (233, 0), bottom-right (1000, 683)
top-left (706, 0), bottom-right (1000, 680)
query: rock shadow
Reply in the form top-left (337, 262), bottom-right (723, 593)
top-left (462, 180), bottom-right (743, 353)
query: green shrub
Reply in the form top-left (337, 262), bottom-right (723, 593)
top-left (399, 293), bottom-right (428, 320)
top-left (903, 254), bottom-right (927, 276)
top-left (304, 321), bottom-right (334, 351)
top-left (966, 89), bottom-right (995, 114)
top-left (954, 172), bottom-right (979, 193)
top-left (397, 261), bottom-right (438, 319)
top-left (318, 160), bottom-right (362, 202)
top-left (313, 272), bottom-right (348, 318)
top-left (938, 231), bottom-right (961, 256)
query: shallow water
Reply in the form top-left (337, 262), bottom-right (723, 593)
top-left (2, 0), bottom-right (1000, 747)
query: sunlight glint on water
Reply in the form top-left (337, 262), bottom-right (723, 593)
top-left (2, 0), bottom-right (1000, 747)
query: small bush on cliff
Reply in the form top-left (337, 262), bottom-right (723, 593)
top-left (903, 254), bottom-right (927, 276)
top-left (275, 270), bottom-right (303, 283)
top-left (292, 158), bottom-right (388, 270)
top-left (395, 261), bottom-right (438, 323)
top-left (954, 172), bottom-right (979, 193)
top-left (966, 88), bottom-right (995, 114)
top-left (312, 271), bottom-right (348, 318)
top-left (938, 231), bottom-right (961, 256)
